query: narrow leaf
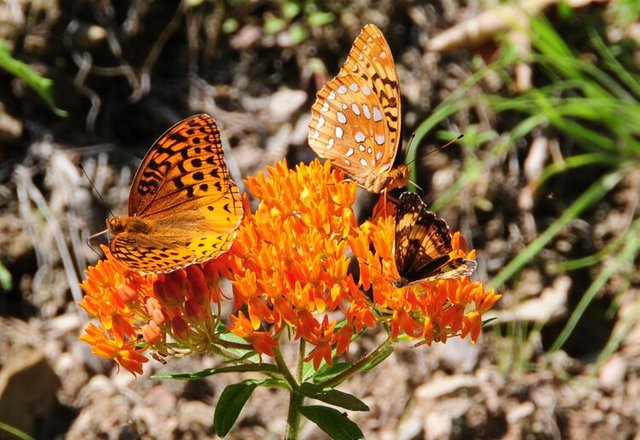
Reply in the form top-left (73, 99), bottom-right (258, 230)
top-left (0, 40), bottom-right (67, 116)
top-left (361, 344), bottom-right (394, 371)
top-left (214, 380), bottom-right (262, 436)
top-left (298, 405), bottom-right (365, 440)
top-left (311, 362), bottom-right (351, 382)
top-left (298, 383), bottom-right (369, 411)
top-left (152, 363), bottom-right (279, 380)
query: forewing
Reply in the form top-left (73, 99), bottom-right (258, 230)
top-left (394, 192), bottom-right (452, 273)
top-left (111, 114), bottom-right (243, 273)
top-left (128, 114), bottom-right (243, 227)
top-left (308, 24), bottom-right (401, 187)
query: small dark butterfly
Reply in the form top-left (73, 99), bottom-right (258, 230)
top-left (393, 192), bottom-right (477, 287)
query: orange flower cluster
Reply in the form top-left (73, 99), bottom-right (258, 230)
top-left (79, 249), bottom-right (233, 374)
top-left (80, 159), bottom-right (500, 375)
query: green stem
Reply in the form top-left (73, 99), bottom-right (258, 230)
top-left (278, 342), bottom-right (305, 440)
top-left (213, 338), bottom-right (255, 350)
top-left (274, 347), bottom-right (298, 389)
top-left (297, 339), bottom-right (306, 382)
top-left (286, 385), bottom-right (304, 440)
top-left (321, 335), bottom-right (394, 388)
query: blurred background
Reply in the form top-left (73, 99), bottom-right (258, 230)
top-left (0, 0), bottom-right (639, 438)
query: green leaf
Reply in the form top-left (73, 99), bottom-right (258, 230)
top-left (307, 11), bottom-right (335, 27)
top-left (184, 0), bottom-right (205, 8)
top-left (552, 217), bottom-right (640, 354)
top-left (288, 24), bottom-right (309, 45)
top-left (298, 383), bottom-right (369, 411)
top-left (0, 39), bottom-right (67, 117)
top-left (264, 17), bottom-right (285, 34)
top-left (222, 18), bottom-right (239, 34)
top-left (214, 379), bottom-right (263, 436)
top-left (152, 363), bottom-right (280, 380)
top-left (360, 343), bottom-right (394, 372)
top-left (298, 405), bottom-right (365, 440)
top-left (490, 171), bottom-right (624, 289)
top-left (282, 1), bottom-right (301, 20)
top-left (310, 362), bottom-right (351, 382)
top-left (0, 261), bottom-right (12, 292)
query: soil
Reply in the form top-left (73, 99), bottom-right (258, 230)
top-left (1, 1), bottom-right (639, 439)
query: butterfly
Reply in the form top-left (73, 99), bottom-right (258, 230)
top-left (308, 24), bottom-right (409, 193)
top-left (106, 114), bottom-right (244, 274)
top-left (394, 192), bottom-right (477, 287)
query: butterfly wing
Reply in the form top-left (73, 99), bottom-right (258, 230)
top-left (109, 210), bottom-right (240, 273)
top-left (308, 24), bottom-right (402, 192)
top-left (109, 114), bottom-right (243, 273)
top-left (394, 192), bottom-right (476, 286)
top-left (128, 114), bottom-right (241, 219)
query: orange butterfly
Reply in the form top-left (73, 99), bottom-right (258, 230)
top-left (107, 114), bottom-right (244, 274)
top-left (394, 192), bottom-right (476, 287)
top-left (308, 24), bottom-right (409, 193)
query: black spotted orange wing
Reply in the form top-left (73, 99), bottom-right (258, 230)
top-left (308, 24), bottom-right (408, 193)
top-left (107, 114), bottom-right (244, 274)
top-left (393, 192), bottom-right (476, 287)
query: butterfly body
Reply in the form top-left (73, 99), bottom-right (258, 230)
top-left (394, 192), bottom-right (477, 287)
top-left (308, 24), bottom-right (408, 193)
top-left (107, 114), bottom-right (243, 274)
top-left (365, 165), bottom-right (410, 194)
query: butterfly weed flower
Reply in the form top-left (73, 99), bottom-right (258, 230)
top-left (79, 115), bottom-right (498, 439)
top-left (79, 246), bottom-right (246, 375)
top-left (79, 158), bottom-right (500, 440)
top-left (80, 158), bottom-right (499, 376)
top-left (222, 159), bottom-right (500, 362)
top-left (79, 249), bottom-right (154, 374)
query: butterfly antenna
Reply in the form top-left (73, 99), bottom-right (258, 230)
top-left (426, 134), bottom-right (464, 157)
top-left (404, 133), bottom-right (463, 194)
top-left (78, 162), bottom-right (116, 218)
top-left (407, 179), bottom-right (424, 194)
top-left (79, 162), bottom-right (113, 257)
top-left (404, 131), bottom-right (417, 154)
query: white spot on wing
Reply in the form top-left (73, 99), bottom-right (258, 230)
top-left (328, 91), bottom-right (336, 100)
top-left (335, 126), bottom-right (344, 138)
top-left (375, 134), bottom-right (385, 145)
top-left (355, 131), bottom-right (365, 143)
top-left (327, 138), bottom-right (334, 149)
top-left (337, 112), bottom-right (347, 124)
top-left (316, 116), bottom-right (325, 129)
top-left (362, 86), bottom-right (371, 96)
top-left (373, 106), bottom-right (383, 122)
top-left (349, 83), bottom-right (359, 92)
top-left (337, 85), bottom-right (347, 94)
top-left (351, 103), bottom-right (361, 115)
top-left (321, 101), bottom-right (330, 112)
top-left (360, 158), bottom-right (368, 167)
top-left (363, 104), bottom-right (371, 120)
top-left (359, 144), bottom-right (366, 152)
top-left (345, 147), bottom-right (354, 157)
top-left (376, 151), bottom-right (383, 160)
